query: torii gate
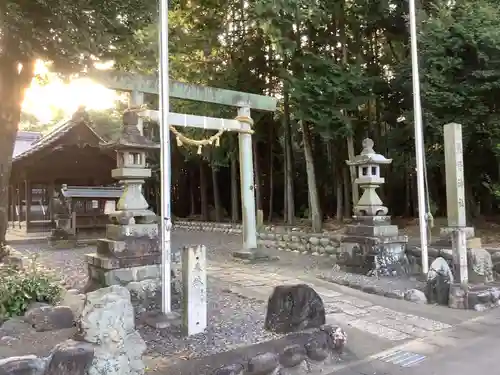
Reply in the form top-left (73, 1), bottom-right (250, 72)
top-left (88, 70), bottom-right (277, 313)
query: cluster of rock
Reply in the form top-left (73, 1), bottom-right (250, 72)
top-left (212, 326), bottom-right (347, 375)
top-left (208, 284), bottom-right (346, 375)
top-left (0, 286), bottom-right (146, 375)
top-left (402, 249), bottom-right (500, 311)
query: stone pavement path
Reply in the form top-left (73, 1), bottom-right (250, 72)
top-left (208, 261), bottom-right (451, 342)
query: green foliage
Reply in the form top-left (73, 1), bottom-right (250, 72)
top-left (0, 257), bottom-right (62, 320)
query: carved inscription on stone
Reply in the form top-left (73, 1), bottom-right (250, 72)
top-left (181, 245), bottom-right (207, 335)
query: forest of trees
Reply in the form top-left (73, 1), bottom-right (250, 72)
top-left (4, 0), bottom-right (500, 244)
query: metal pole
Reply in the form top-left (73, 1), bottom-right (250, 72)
top-left (409, 0), bottom-right (428, 274)
top-left (159, 0), bottom-right (172, 313)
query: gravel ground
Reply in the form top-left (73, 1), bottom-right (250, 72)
top-left (138, 277), bottom-right (283, 359)
top-left (11, 238), bottom-right (284, 359)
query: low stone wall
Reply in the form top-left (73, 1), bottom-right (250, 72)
top-left (258, 231), bottom-right (341, 256)
top-left (174, 220), bottom-right (243, 234)
top-left (173, 220), bottom-right (342, 256)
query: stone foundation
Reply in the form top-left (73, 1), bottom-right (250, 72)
top-left (449, 283), bottom-right (500, 311)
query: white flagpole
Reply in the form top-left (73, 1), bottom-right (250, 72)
top-left (159, 0), bottom-right (172, 313)
top-left (409, 0), bottom-right (429, 274)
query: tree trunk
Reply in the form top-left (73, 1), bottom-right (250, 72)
top-left (336, 175), bottom-right (344, 220)
top-left (0, 59), bottom-right (35, 246)
top-left (283, 81), bottom-right (295, 224)
top-left (343, 167), bottom-right (352, 217)
top-left (199, 161), bottom-right (209, 221)
top-left (211, 160), bottom-right (222, 223)
top-left (346, 135), bottom-right (359, 208)
top-left (189, 167), bottom-right (196, 216)
top-left (253, 138), bottom-right (262, 212)
top-left (230, 136), bottom-right (239, 222)
top-left (268, 127), bottom-right (274, 223)
top-left (300, 121), bottom-right (322, 232)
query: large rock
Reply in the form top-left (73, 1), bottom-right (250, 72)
top-left (264, 284), bottom-right (325, 334)
top-left (404, 289), bottom-right (427, 304)
top-left (425, 257), bottom-right (453, 305)
top-left (45, 340), bottom-right (95, 375)
top-left (467, 248), bottom-right (494, 283)
top-left (24, 305), bottom-right (74, 332)
top-left (0, 355), bottom-right (46, 375)
top-left (60, 290), bottom-right (86, 320)
top-left (79, 285), bottom-right (146, 375)
top-left (0, 317), bottom-right (34, 337)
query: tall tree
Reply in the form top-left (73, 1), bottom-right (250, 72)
top-left (0, 0), bottom-right (155, 244)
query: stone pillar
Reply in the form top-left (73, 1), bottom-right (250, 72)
top-left (232, 106), bottom-right (274, 262)
top-left (84, 110), bottom-right (165, 300)
top-left (441, 123), bottom-right (469, 285)
top-left (238, 106), bottom-right (257, 251)
top-left (182, 245), bottom-right (207, 336)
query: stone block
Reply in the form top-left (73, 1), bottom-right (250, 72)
top-left (345, 224), bottom-right (399, 237)
top-left (105, 223), bottom-right (158, 241)
top-left (97, 236), bottom-right (160, 258)
top-left (305, 335), bottom-right (329, 361)
top-left (247, 353), bottom-right (279, 375)
top-left (279, 344), bottom-right (307, 368)
top-left (88, 264), bottom-right (161, 286)
top-left (24, 305), bottom-right (74, 332)
top-left (211, 364), bottom-right (244, 375)
top-left (86, 252), bottom-right (160, 270)
top-left (45, 340), bottom-right (95, 375)
top-left (0, 356), bottom-right (46, 375)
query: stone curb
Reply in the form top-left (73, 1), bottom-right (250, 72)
top-left (317, 274), bottom-right (405, 300)
top-left (210, 325), bottom-right (347, 375)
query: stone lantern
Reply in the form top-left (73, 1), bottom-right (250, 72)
top-left (84, 110), bottom-right (163, 293)
top-left (102, 110), bottom-right (159, 225)
top-left (339, 138), bottom-right (408, 276)
top-left (346, 138), bottom-right (392, 217)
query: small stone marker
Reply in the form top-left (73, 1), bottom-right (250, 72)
top-left (182, 245), bottom-right (207, 335)
top-left (443, 123), bottom-right (468, 285)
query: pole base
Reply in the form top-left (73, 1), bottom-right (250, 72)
top-left (232, 249), bottom-right (279, 263)
top-left (141, 311), bottom-right (181, 329)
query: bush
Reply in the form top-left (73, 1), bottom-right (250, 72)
top-left (0, 256), bottom-right (62, 320)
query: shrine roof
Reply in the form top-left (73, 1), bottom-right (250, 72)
top-left (61, 185), bottom-right (123, 198)
top-left (13, 131), bottom-right (42, 158)
top-left (13, 109), bottom-right (106, 162)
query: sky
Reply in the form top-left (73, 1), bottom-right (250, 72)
top-left (22, 61), bottom-right (121, 123)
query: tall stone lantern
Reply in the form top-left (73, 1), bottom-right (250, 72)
top-left (347, 138), bottom-right (392, 217)
top-left (339, 138), bottom-right (408, 276)
top-left (84, 110), bottom-right (162, 293)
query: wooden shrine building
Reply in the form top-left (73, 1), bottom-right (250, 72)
top-left (8, 108), bottom-right (118, 233)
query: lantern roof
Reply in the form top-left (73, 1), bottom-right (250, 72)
top-left (346, 138), bottom-right (392, 166)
